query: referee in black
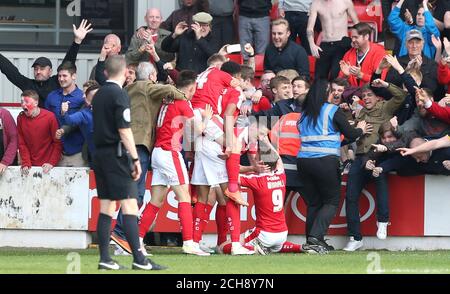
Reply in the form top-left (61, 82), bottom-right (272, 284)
top-left (92, 55), bottom-right (166, 271)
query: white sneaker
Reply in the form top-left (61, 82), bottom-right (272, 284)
top-left (199, 241), bottom-right (215, 254)
top-left (140, 244), bottom-right (153, 256)
top-left (376, 222), bottom-right (388, 240)
top-left (183, 243), bottom-right (210, 256)
top-left (253, 239), bottom-right (270, 255)
top-left (231, 244), bottom-right (255, 255)
top-left (113, 244), bottom-right (131, 256)
top-left (342, 237), bottom-right (363, 252)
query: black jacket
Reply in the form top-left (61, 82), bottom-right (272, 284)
top-left (379, 147), bottom-right (450, 176)
top-left (0, 42), bottom-right (80, 107)
top-left (238, 0), bottom-right (272, 18)
top-left (385, 54), bottom-right (437, 95)
top-left (264, 40), bottom-right (310, 77)
top-left (161, 30), bottom-right (217, 74)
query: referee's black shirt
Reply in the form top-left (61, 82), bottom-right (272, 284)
top-left (92, 81), bottom-right (131, 147)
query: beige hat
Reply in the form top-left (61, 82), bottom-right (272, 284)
top-left (192, 12), bottom-right (213, 24)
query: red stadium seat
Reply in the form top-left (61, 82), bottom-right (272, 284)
top-left (254, 54), bottom-right (265, 77)
top-left (308, 56), bottom-right (316, 81)
top-left (226, 53), bottom-right (243, 64)
top-left (352, 0), bottom-right (383, 34)
top-left (270, 2), bottom-right (279, 20)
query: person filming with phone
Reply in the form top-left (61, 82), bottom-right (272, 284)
top-left (161, 12), bottom-right (218, 74)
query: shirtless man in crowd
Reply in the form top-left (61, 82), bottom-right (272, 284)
top-left (307, 0), bottom-right (359, 80)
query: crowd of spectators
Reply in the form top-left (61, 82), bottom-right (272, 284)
top-left (0, 0), bottom-right (449, 253)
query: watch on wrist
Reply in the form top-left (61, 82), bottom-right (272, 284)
top-left (132, 157), bottom-right (139, 162)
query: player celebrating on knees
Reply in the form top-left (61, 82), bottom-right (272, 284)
top-left (221, 132), bottom-right (327, 255)
top-left (137, 70), bottom-right (212, 256)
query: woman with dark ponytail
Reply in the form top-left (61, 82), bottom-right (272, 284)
top-left (296, 79), bottom-right (371, 252)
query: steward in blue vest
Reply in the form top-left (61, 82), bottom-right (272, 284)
top-left (296, 79), bottom-right (367, 253)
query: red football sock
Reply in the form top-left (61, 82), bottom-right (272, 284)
top-left (192, 202), bottom-right (206, 243)
top-left (226, 201), bottom-right (241, 242)
top-left (138, 203), bottom-right (160, 238)
top-left (226, 153), bottom-right (241, 193)
top-left (222, 243), bottom-right (232, 254)
top-left (244, 244), bottom-right (254, 251)
top-left (200, 204), bottom-right (213, 232)
top-left (244, 229), bottom-right (260, 244)
top-left (215, 205), bottom-right (228, 245)
top-left (178, 202), bottom-right (193, 241)
top-left (279, 241), bottom-right (303, 253)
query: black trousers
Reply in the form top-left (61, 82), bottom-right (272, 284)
top-left (285, 11), bottom-right (318, 56)
top-left (297, 156), bottom-right (341, 240)
top-left (211, 15), bottom-right (235, 48)
top-left (314, 37), bottom-right (351, 80)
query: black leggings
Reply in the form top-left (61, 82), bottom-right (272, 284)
top-left (297, 156), bottom-right (341, 240)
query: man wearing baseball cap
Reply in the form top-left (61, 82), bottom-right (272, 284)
top-left (0, 19), bottom-right (92, 107)
top-left (161, 12), bottom-right (218, 73)
top-left (388, 0), bottom-right (439, 59)
top-left (386, 28), bottom-right (438, 95)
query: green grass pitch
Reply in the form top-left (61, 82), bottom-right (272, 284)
top-left (1, 247), bottom-right (450, 274)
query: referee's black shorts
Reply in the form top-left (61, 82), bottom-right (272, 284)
top-left (92, 145), bottom-right (138, 201)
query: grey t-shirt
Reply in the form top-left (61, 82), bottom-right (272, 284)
top-left (278, 0), bottom-right (312, 13)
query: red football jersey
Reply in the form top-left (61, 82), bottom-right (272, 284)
top-left (154, 100), bottom-right (194, 152)
top-left (191, 67), bottom-right (233, 114)
top-left (240, 170), bottom-right (288, 233)
top-left (219, 87), bottom-right (243, 120)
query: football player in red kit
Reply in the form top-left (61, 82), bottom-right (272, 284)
top-left (137, 70), bottom-right (213, 256)
top-left (219, 133), bottom-right (327, 255)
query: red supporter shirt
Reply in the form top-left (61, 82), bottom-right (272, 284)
top-left (191, 67), bottom-right (233, 114)
top-left (17, 109), bottom-right (62, 167)
top-left (252, 96), bottom-right (272, 113)
top-left (240, 170), bottom-right (288, 233)
top-left (154, 100), bottom-right (194, 152)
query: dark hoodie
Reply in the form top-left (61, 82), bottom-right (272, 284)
top-left (0, 42), bottom-right (80, 107)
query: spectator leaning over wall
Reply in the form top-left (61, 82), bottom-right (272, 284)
top-left (0, 107), bottom-right (18, 174)
top-left (17, 90), bottom-right (62, 175)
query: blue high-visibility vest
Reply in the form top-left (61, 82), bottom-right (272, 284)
top-left (298, 103), bottom-right (341, 158)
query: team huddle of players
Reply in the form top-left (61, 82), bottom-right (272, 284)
top-left (133, 54), bottom-right (325, 256)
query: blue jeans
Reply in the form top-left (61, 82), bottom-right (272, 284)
top-left (345, 156), bottom-right (389, 241)
top-left (113, 145), bottom-right (150, 238)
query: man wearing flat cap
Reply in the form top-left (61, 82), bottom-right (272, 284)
top-left (0, 20), bottom-right (92, 107)
top-left (161, 12), bottom-right (218, 73)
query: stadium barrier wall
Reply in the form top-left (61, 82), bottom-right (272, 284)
top-left (0, 167), bottom-right (91, 249)
top-left (0, 166), bottom-right (449, 249)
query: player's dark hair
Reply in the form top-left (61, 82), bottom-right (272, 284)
top-left (258, 139), bottom-right (279, 171)
top-left (221, 61), bottom-right (241, 78)
top-left (176, 70), bottom-right (197, 89)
